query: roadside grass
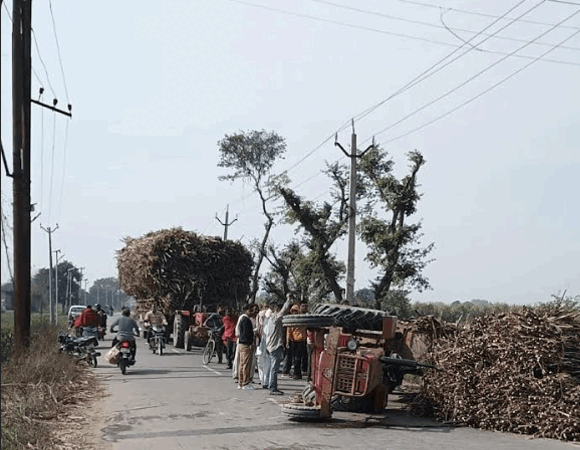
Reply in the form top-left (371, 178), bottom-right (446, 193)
top-left (1, 319), bottom-right (97, 450)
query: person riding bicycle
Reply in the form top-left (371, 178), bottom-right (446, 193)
top-left (109, 307), bottom-right (140, 359)
top-left (203, 307), bottom-right (225, 364)
top-left (143, 305), bottom-right (168, 346)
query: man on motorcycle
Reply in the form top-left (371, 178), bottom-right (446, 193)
top-left (76, 305), bottom-right (100, 339)
top-left (143, 305), bottom-right (168, 347)
top-left (109, 307), bottom-right (140, 359)
top-left (95, 304), bottom-right (108, 339)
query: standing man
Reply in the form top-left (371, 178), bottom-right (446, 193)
top-left (237, 304), bottom-right (257, 390)
top-left (265, 294), bottom-right (292, 395)
top-left (222, 308), bottom-right (237, 370)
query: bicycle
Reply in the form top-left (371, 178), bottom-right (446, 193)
top-left (202, 327), bottom-right (222, 365)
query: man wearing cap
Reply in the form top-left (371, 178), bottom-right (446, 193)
top-left (264, 294), bottom-right (293, 395)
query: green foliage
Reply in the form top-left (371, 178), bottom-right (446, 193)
top-left (263, 240), bottom-right (344, 302)
top-left (31, 260), bottom-right (83, 313)
top-left (358, 148), bottom-right (434, 307)
top-left (218, 130), bottom-right (287, 302)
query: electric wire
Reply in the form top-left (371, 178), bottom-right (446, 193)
top-left (548, 0), bottom-right (580, 5)
top-left (370, 7), bottom-right (580, 142)
top-left (225, 0), bottom-right (579, 66)
top-left (2, 2), bottom-right (45, 89)
top-left (57, 118), bottom-right (69, 224)
top-left (31, 29), bottom-right (57, 100)
top-left (395, 0), bottom-right (580, 29)
top-left (39, 90), bottom-right (45, 216)
top-left (379, 27), bottom-right (580, 147)
top-left (48, 112), bottom-right (57, 225)
top-left (48, 0), bottom-right (70, 104)
top-left (352, 0), bottom-right (543, 135)
top-left (311, 0), bottom-right (580, 51)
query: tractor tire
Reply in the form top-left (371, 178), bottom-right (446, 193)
top-left (330, 395), bottom-right (374, 413)
top-left (173, 315), bottom-right (187, 349)
top-left (281, 403), bottom-right (324, 421)
top-left (282, 314), bottom-right (334, 328)
top-left (302, 385), bottom-right (317, 406)
top-left (184, 331), bottom-right (192, 352)
top-left (311, 304), bottom-right (388, 331)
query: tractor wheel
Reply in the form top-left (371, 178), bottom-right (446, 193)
top-left (281, 403), bottom-right (324, 421)
top-left (173, 315), bottom-right (187, 348)
top-left (311, 304), bottom-right (388, 331)
top-left (302, 385), bottom-right (317, 406)
top-left (282, 314), bottom-right (334, 328)
top-left (184, 331), bottom-right (192, 352)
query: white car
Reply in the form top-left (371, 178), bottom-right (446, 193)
top-left (67, 305), bottom-right (86, 323)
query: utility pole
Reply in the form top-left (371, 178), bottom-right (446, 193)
top-left (12, 0), bottom-right (32, 353)
top-left (83, 279), bottom-right (88, 305)
top-left (40, 224), bottom-right (58, 323)
top-left (215, 205), bottom-right (237, 240)
top-left (79, 267), bottom-right (85, 304)
top-left (54, 249), bottom-right (64, 324)
top-left (335, 120), bottom-right (375, 304)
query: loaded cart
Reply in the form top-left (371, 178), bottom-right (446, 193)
top-left (281, 304), bottom-right (436, 421)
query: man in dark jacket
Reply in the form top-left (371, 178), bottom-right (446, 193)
top-left (237, 304), bottom-right (257, 390)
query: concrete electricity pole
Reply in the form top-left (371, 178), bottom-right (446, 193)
top-left (40, 224), bottom-right (58, 323)
top-left (216, 205), bottom-right (237, 240)
top-left (54, 249), bottom-right (64, 324)
top-left (12, 0), bottom-right (32, 353)
top-left (335, 120), bottom-right (375, 303)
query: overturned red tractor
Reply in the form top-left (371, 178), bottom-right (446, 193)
top-left (281, 304), bottom-right (436, 420)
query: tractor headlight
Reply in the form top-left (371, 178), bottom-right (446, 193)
top-left (347, 337), bottom-right (359, 351)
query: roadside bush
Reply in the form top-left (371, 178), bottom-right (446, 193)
top-left (1, 330), bottom-right (14, 364)
top-left (1, 324), bottom-right (95, 450)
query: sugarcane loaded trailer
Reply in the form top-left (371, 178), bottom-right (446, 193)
top-left (117, 228), bottom-right (253, 348)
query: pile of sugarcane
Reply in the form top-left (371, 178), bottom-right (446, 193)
top-left (117, 228), bottom-right (253, 312)
top-left (409, 305), bottom-right (580, 441)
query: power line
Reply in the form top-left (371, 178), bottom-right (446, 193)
top-left (379, 27), bottom-right (580, 147)
top-left (548, 0), bottom-right (580, 5)
top-left (224, 0), bottom-right (579, 65)
top-left (370, 7), bottom-right (580, 142)
top-left (2, 1), bottom-right (45, 89)
top-left (48, 0), bottom-right (70, 104)
top-left (395, 0), bottom-right (580, 30)
top-left (57, 118), bottom-right (69, 224)
top-left (48, 112), bottom-right (57, 225)
top-left (31, 29), bottom-right (57, 99)
top-left (39, 89), bottom-right (45, 216)
top-left (352, 0), bottom-right (543, 131)
top-left (311, 0), bottom-right (580, 51)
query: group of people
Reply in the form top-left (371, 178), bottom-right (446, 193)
top-left (71, 304), bottom-right (108, 338)
top-left (204, 294), bottom-right (311, 396)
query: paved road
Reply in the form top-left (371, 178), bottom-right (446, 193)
top-left (92, 332), bottom-right (576, 450)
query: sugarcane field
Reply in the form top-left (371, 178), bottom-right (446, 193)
top-left (2, 1), bottom-right (579, 449)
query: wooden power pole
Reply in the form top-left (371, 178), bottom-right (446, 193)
top-left (216, 205), bottom-right (237, 240)
top-left (12, 0), bottom-right (32, 353)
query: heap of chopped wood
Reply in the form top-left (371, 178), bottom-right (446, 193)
top-left (117, 228), bottom-right (253, 312)
top-left (409, 306), bottom-right (580, 441)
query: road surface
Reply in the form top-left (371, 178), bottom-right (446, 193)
top-left (91, 330), bottom-right (576, 450)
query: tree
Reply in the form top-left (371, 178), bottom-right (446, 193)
top-left (263, 240), bottom-right (342, 303)
top-left (218, 130), bottom-right (287, 302)
top-left (88, 277), bottom-right (127, 309)
top-left (31, 261), bottom-right (83, 313)
top-left (278, 163), bottom-right (353, 302)
top-left (358, 149), bottom-right (434, 310)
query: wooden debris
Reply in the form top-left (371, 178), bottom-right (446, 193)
top-left (409, 307), bottom-right (580, 441)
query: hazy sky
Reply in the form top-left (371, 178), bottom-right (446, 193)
top-left (1, 0), bottom-right (579, 305)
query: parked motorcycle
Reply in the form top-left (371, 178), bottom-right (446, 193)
top-left (117, 340), bottom-right (136, 375)
top-left (148, 325), bottom-right (166, 355)
top-left (58, 331), bottom-right (101, 368)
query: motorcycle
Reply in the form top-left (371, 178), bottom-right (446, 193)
top-left (117, 339), bottom-right (136, 375)
top-left (98, 326), bottom-right (106, 341)
top-left (148, 325), bottom-right (166, 355)
top-left (58, 331), bottom-right (101, 368)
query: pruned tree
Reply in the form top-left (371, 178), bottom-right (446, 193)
top-left (358, 148), bottom-right (434, 309)
top-left (218, 130), bottom-right (287, 302)
top-left (278, 163), bottom-right (354, 302)
top-left (263, 240), bottom-right (342, 303)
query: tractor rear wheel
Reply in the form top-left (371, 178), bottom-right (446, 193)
top-left (281, 403), bottom-right (324, 421)
top-left (282, 314), bottom-right (334, 328)
top-left (311, 304), bottom-right (388, 331)
top-left (173, 315), bottom-right (187, 349)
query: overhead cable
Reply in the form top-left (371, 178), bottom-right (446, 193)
top-left (379, 27), bottom-right (580, 147)
top-left (395, 0), bottom-right (580, 30)
top-left (370, 7), bottom-right (580, 142)
top-left (311, 0), bottom-right (580, 51)
top-left (48, 0), bottom-right (70, 105)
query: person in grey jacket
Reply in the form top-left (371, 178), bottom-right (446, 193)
top-left (109, 307), bottom-right (140, 358)
top-left (264, 294), bottom-right (292, 395)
